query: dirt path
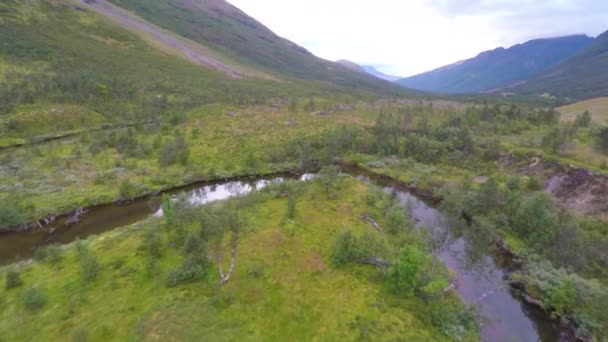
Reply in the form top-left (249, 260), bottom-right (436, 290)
top-left (77, 0), bottom-right (256, 79)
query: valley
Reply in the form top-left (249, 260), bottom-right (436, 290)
top-left (0, 0), bottom-right (607, 341)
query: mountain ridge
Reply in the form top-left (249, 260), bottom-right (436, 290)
top-left (397, 34), bottom-right (594, 94)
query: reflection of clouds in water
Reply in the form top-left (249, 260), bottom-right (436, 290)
top-left (154, 176), bottom-right (312, 217)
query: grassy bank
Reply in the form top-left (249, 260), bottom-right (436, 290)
top-left (0, 176), bottom-right (477, 341)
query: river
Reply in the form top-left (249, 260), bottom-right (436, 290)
top-left (0, 168), bottom-right (568, 341)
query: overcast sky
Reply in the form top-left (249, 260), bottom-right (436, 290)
top-left (227, 0), bottom-right (608, 77)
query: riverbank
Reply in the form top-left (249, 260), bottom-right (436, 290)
top-left (0, 176), bottom-right (476, 341)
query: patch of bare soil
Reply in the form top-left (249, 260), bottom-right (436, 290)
top-left (546, 168), bottom-right (608, 219)
top-left (78, 0), bottom-right (256, 78)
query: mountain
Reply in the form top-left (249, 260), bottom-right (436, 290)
top-left (510, 30), bottom-right (608, 101)
top-left (336, 60), bottom-right (401, 82)
top-left (98, 0), bottom-right (407, 93)
top-left (397, 35), bottom-right (594, 94)
top-left (336, 59), bottom-right (366, 73)
top-left (361, 66), bottom-right (401, 82)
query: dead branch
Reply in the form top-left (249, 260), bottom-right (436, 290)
top-left (358, 256), bottom-right (391, 269)
top-left (219, 245), bottom-right (237, 285)
top-left (360, 214), bottom-right (384, 234)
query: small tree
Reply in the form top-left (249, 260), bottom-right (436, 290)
top-left (513, 193), bottom-right (560, 247)
top-left (574, 111), bottom-right (592, 127)
top-left (387, 246), bottom-right (428, 295)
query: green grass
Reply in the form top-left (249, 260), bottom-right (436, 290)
top-left (0, 178), bottom-right (475, 341)
top-left (0, 104), bottom-right (107, 147)
top-left (0, 103), bottom-right (375, 223)
top-left (558, 97), bottom-right (608, 125)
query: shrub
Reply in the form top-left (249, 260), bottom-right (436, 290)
top-left (331, 231), bottom-right (356, 266)
top-left (513, 193), bottom-right (560, 247)
top-left (385, 206), bottom-right (409, 234)
top-left (118, 179), bottom-right (137, 201)
top-left (158, 132), bottom-right (189, 167)
top-left (5, 269), bottom-right (23, 290)
top-left (506, 175), bottom-right (522, 191)
top-left (0, 199), bottom-right (25, 231)
top-left (33, 244), bottom-right (64, 265)
top-left (142, 224), bottom-right (163, 273)
top-left (526, 176), bottom-right (543, 191)
top-left (75, 241), bottom-right (101, 283)
top-left (166, 233), bottom-right (209, 288)
top-left (387, 246), bottom-right (428, 295)
top-left (23, 287), bottom-right (47, 312)
top-left (596, 127), bottom-right (608, 154)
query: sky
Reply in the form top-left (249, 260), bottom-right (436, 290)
top-left (227, 0), bottom-right (608, 77)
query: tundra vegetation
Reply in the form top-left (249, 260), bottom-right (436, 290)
top-left (0, 0), bottom-right (607, 341)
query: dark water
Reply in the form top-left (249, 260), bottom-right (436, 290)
top-left (0, 174), bottom-right (311, 264)
top-left (393, 189), bottom-right (566, 342)
top-left (0, 168), bottom-right (566, 341)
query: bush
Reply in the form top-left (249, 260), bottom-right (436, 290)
top-left (118, 179), bottom-right (137, 201)
top-left (23, 287), bottom-right (47, 312)
top-left (331, 230), bottom-right (387, 267)
top-left (506, 175), bottom-right (522, 191)
top-left (331, 231), bottom-right (356, 266)
top-left (513, 193), bottom-right (560, 247)
top-left (75, 241), bottom-right (101, 283)
top-left (0, 199), bottom-right (25, 231)
top-left (158, 132), bottom-right (189, 167)
top-left (142, 224), bottom-right (163, 273)
top-left (387, 246), bottom-right (428, 295)
top-left (385, 207), bottom-right (409, 234)
top-left (286, 192), bottom-right (297, 219)
top-left (166, 233), bottom-right (210, 288)
top-left (5, 269), bottom-right (23, 290)
top-left (33, 244), bottom-right (64, 265)
top-left (526, 176), bottom-right (543, 191)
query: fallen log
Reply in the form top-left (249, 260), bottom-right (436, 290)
top-left (360, 215), bottom-right (385, 234)
top-left (358, 256), bottom-right (391, 269)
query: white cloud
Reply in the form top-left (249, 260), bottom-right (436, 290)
top-left (227, 0), bottom-right (608, 77)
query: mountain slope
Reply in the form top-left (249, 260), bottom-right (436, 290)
top-left (511, 30), bottom-right (608, 101)
top-left (397, 35), bottom-right (594, 94)
top-left (103, 0), bottom-right (407, 93)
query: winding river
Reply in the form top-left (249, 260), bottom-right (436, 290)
top-left (0, 168), bottom-right (568, 341)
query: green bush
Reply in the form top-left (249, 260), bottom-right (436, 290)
top-left (331, 231), bottom-right (356, 266)
top-left (33, 244), bottom-right (64, 265)
top-left (5, 269), bottom-right (23, 290)
top-left (526, 176), bottom-right (543, 191)
top-left (0, 199), bottom-right (25, 231)
top-left (75, 241), bottom-right (101, 284)
top-left (513, 193), bottom-right (560, 247)
top-left (166, 233), bottom-right (210, 288)
top-left (387, 246), bottom-right (428, 295)
top-left (23, 287), bottom-right (47, 312)
top-left (331, 230), bottom-right (387, 267)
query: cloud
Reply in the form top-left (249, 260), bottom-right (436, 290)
top-left (227, 0), bottom-right (608, 77)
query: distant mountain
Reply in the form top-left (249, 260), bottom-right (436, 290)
top-left (336, 60), bottom-right (401, 82)
top-left (361, 66), bottom-right (401, 82)
top-left (336, 60), bottom-right (366, 73)
top-left (510, 30), bottom-right (608, 101)
top-left (397, 35), bottom-right (594, 94)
